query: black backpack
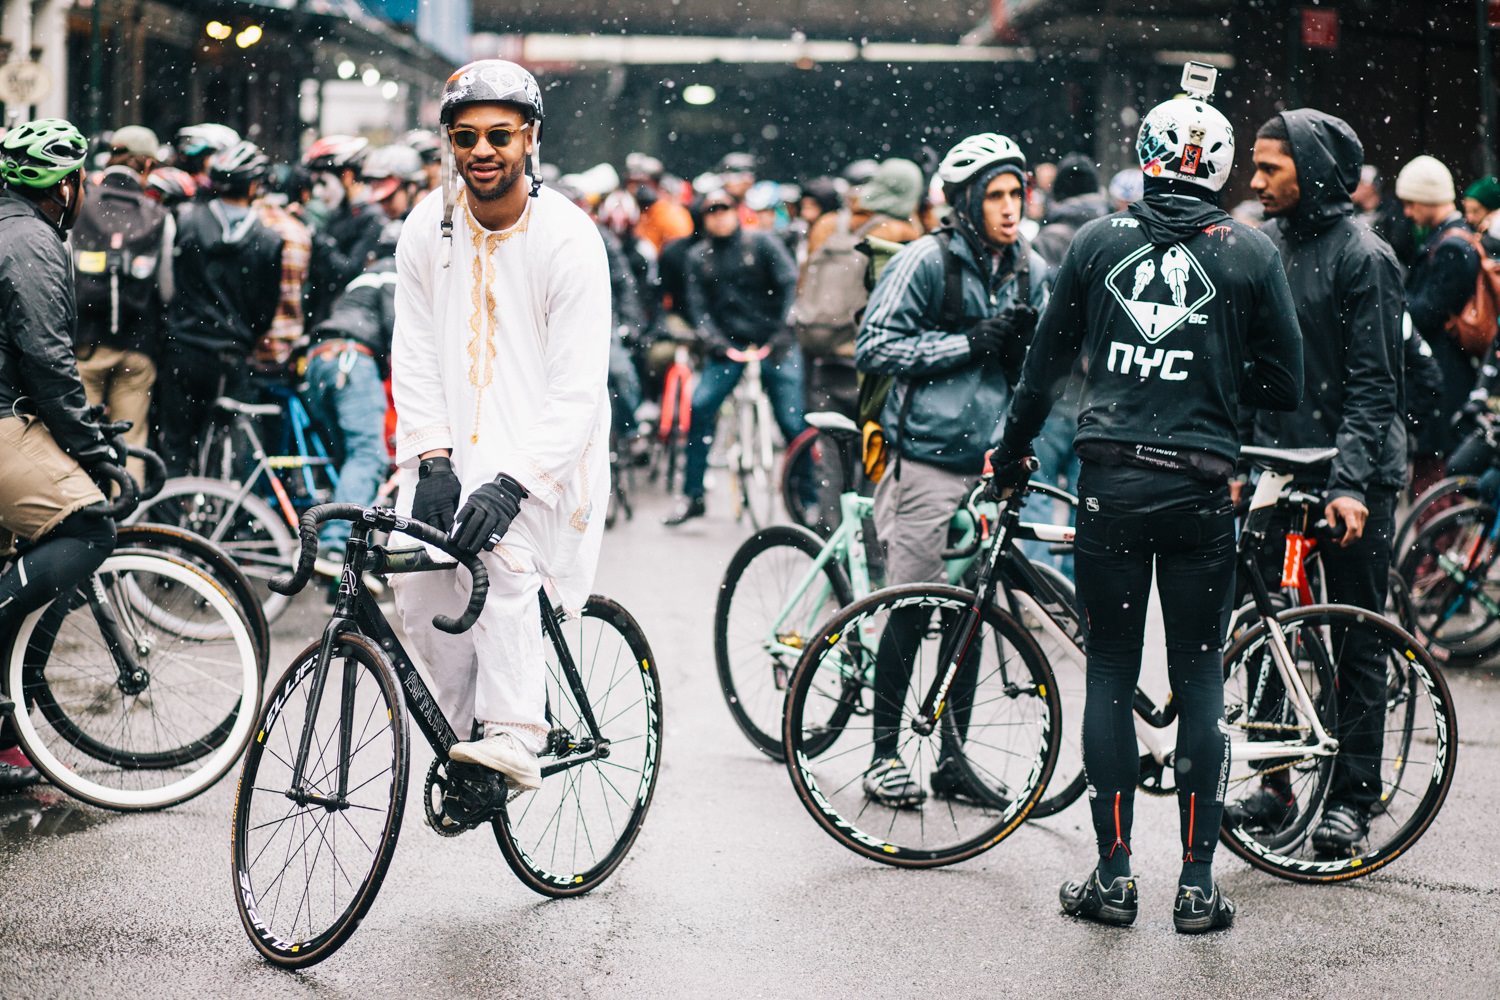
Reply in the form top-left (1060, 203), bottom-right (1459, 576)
top-left (72, 176), bottom-right (168, 354)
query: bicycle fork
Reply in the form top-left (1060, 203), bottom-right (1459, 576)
top-left (284, 528), bottom-right (375, 811)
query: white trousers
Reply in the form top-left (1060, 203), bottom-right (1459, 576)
top-left (390, 540), bottom-right (550, 753)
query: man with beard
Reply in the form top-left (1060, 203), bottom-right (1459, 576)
top-left (1239, 110), bottom-right (1405, 860)
top-left (389, 60), bottom-right (612, 794)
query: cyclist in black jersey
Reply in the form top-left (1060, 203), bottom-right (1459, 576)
top-left (991, 77), bottom-right (1304, 934)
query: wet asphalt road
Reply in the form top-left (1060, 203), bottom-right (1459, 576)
top-left (1, 484), bottom-right (1497, 999)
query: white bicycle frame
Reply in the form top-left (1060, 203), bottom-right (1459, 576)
top-left (725, 348), bottom-right (775, 522)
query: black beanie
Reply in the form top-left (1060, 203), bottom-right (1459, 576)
top-left (1052, 153), bottom-right (1100, 202)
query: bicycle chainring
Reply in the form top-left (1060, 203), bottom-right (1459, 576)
top-left (422, 758), bottom-right (510, 836)
top-left (1137, 753), bottom-right (1178, 797)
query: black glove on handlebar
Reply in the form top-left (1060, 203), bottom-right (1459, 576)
top-left (982, 452), bottom-right (1035, 502)
top-left (450, 474), bottom-right (529, 557)
top-left (413, 456), bottom-right (462, 533)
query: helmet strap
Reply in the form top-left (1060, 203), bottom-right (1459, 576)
top-left (440, 139), bottom-right (457, 268)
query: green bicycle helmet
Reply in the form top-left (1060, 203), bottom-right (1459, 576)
top-left (0, 118), bottom-right (88, 189)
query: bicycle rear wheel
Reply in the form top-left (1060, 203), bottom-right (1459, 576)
top-left (716, 525), bottom-right (855, 759)
top-left (116, 521), bottom-right (271, 675)
top-left (232, 633), bottom-right (408, 968)
top-left (1398, 501), bottom-right (1500, 663)
top-left (131, 476), bottom-right (297, 625)
top-left (1219, 605), bottom-right (1456, 882)
top-left (4, 552), bottom-right (260, 810)
top-left (781, 428), bottom-right (848, 536)
top-left (494, 596), bottom-right (663, 897)
top-left (782, 584), bottom-right (1060, 867)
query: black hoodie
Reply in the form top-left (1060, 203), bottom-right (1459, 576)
top-left (996, 188), bottom-right (1303, 466)
top-left (1254, 109), bottom-right (1407, 500)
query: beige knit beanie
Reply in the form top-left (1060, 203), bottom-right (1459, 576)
top-left (1395, 155), bottom-right (1456, 204)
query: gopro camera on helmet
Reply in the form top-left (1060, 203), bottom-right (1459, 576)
top-left (1180, 61), bottom-right (1218, 101)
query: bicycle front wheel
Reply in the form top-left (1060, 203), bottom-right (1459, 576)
top-left (1219, 604), bottom-right (1457, 883)
top-left (494, 596), bottom-right (663, 897)
top-left (715, 525), bottom-right (855, 759)
top-left (232, 633), bottom-right (408, 968)
top-left (4, 552), bottom-right (261, 810)
top-left (782, 584), bottom-right (1060, 867)
top-left (1398, 501), bottom-right (1500, 663)
top-left (131, 476), bottom-right (298, 625)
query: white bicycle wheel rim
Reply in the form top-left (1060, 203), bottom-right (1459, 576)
top-left (6, 553), bottom-right (260, 809)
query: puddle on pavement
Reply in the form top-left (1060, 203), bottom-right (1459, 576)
top-left (0, 787), bottom-right (110, 845)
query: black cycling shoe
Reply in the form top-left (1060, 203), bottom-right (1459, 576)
top-left (662, 496), bottom-right (706, 527)
top-left (1223, 784), bottom-right (1298, 832)
top-left (0, 757), bottom-right (41, 793)
top-left (1059, 870), bottom-right (1138, 927)
top-left (1311, 802), bottom-right (1370, 857)
top-left (1173, 885), bottom-right (1236, 934)
top-left (929, 756), bottom-right (994, 805)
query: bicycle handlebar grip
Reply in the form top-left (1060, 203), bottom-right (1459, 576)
top-left (97, 463), bottom-right (140, 520)
top-left (269, 510), bottom-right (323, 596)
top-left (390, 518), bottom-right (490, 634)
top-left (128, 446), bottom-right (168, 501)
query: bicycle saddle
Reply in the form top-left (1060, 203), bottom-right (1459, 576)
top-left (806, 411), bottom-right (860, 436)
top-left (212, 396), bottom-right (282, 419)
top-left (1240, 445), bottom-right (1338, 472)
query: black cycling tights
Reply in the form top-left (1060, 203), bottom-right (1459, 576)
top-left (0, 507), bottom-right (116, 628)
top-left (1072, 462), bottom-right (1235, 884)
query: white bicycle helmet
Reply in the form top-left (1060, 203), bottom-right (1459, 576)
top-left (1136, 98), bottom-right (1235, 193)
top-left (938, 133), bottom-right (1026, 188)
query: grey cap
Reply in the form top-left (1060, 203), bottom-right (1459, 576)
top-left (855, 158), bottom-right (924, 218)
top-left (110, 125), bottom-right (159, 157)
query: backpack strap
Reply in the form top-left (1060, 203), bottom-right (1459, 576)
top-left (934, 229), bottom-right (966, 331)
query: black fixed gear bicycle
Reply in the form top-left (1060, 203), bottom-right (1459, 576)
top-left (231, 504), bottom-right (662, 969)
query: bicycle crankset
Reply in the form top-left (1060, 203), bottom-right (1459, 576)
top-left (424, 759), bottom-right (511, 836)
top-left (1137, 752), bottom-right (1179, 797)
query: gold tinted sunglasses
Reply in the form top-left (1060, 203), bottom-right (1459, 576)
top-left (447, 123), bottom-right (532, 150)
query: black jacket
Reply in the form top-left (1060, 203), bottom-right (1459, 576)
top-left (1253, 110), bottom-right (1407, 500)
top-left (685, 229), bottom-right (798, 348)
top-left (1031, 191), bottom-right (1110, 268)
top-left (0, 190), bottom-right (110, 463)
top-left (1407, 212), bottom-right (1480, 454)
top-left (165, 200), bottom-right (284, 355)
top-left (307, 200), bottom-right (385, 327)
top-left (998, 190), bottom-right (1303, 465)
top-left (310, 255), bottom-right (396, 365)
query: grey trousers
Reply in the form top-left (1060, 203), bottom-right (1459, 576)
top-left (872, 457), bottom-right (978, 586)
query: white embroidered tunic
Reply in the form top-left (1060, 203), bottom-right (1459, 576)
top-left (391, 185), bottom-right (612, 610)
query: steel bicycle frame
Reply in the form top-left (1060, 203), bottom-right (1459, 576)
top-left (280, 525), bottom-right (609, 811)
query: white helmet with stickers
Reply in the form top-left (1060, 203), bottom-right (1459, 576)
top-left (1136, 97), bottom-right (1235, 193)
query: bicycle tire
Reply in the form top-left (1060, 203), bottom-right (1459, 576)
top-left (1393, 474), bottom-right (1481, 558)
top-left (1397, 501), bottom-right (1500, 663)
top-left (1218, 604), bottom-right (1457, 883)
top-left (780, 428), bottom-right (850, 537)
top-left (1005, 562), bottom-right (1086, 819)
top-left (494, 596), bottom-right (663, 897)
top-left (232, 633), bottom-right (409, 968)
top-left (116, 522), bottom-right (271, 676)
top-left (5, 552), bottom-right (261, 810)
top-left (130, 476), bottom-right (298, 625)
top-left (714, 525), bottom-right (855, 759)
top-left (782, 583), bottom-right (1060, 867)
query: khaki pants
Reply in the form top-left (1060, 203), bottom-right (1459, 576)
top-left (0, 415), bottom-right (106, 552)
top-left (78, 346), bottom-right (155, 482)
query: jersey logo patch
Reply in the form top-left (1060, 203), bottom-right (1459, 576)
top-left (1104, 242), bottom-right (1217, 344)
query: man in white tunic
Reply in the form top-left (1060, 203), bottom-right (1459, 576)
top-left (389, 60), bottom-right (612, 792)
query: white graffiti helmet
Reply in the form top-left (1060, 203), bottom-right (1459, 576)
top-left (937, 133), bottom-right (1026, 189)
top-left (1136, 97), bottom-right (1235, 193)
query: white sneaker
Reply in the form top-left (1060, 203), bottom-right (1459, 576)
top-left (448, 731), bottom-right (542, 791)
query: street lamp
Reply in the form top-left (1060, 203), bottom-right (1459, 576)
top-left (235, 25), bottom-right (263, 49)
top-left (205, 21), bottom-right (232, 41)
top-left (337, 59), bottom-right (357, 80)
top-left (683, 84), bottom-right (716, 105)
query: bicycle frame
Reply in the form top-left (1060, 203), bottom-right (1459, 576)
top-left (279, 522), bottom-right (611, 812)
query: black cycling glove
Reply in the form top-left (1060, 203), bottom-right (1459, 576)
top-left (412, 456), bottom-right (462, 533)
top-left (982, 451), bottom-right (1035, 502)
top-left (450, 474), bottom-right (529, 556)
top-left (968, 305), bottom-right (1038, 374)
